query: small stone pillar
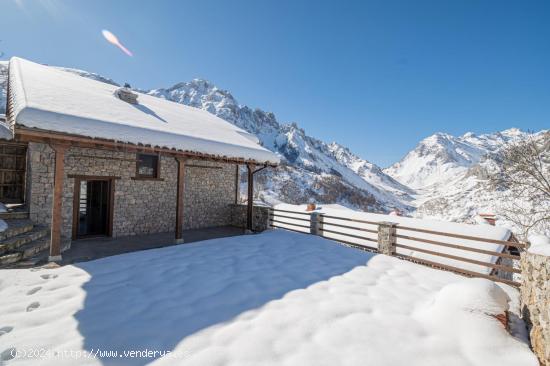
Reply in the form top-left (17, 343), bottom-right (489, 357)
top-left (377, 222), bottom-right (397, 256)
top-left (266, 209), bottom-right (274, 230)
top-left (520, 248), bottom-right (550, 365)
top-left (310, 212), bottom-right (323, 236)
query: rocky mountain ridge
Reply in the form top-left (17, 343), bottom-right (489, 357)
top-left (148, 78), bottom-right (413, 211)
top-left (1, 61), bottom-right (546, 225)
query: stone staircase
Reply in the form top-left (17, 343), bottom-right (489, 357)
top-left (0, 209), bottom-right (30, 220)
top-left (0, 218), bottom-right (51, 267)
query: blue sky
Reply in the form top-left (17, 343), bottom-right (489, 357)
top-left (1, 0), bottom-right (549, 167)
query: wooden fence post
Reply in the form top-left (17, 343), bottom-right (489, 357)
top-left (378, 222), bottom-right (397, 256)
top-left (310, 212), bottom-right (322, 236)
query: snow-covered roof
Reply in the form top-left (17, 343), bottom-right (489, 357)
top-left (8, 57), bottom-right (279, 165)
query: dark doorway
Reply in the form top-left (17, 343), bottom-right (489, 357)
top-left (75, 179), bottom-right (112, 238)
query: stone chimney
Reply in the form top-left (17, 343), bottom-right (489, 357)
top-left (306, 203), bottom-right (316, 211)
top-left (389, 208), bottom-right (402, 216)
top-left (115, 85), bottom-right (138, 105)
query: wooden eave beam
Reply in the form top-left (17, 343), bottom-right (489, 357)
top-left (14, 127), bottom-right (278, 168)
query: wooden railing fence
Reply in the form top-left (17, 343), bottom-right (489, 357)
top-left (268, 208), bottom-right (524, 287)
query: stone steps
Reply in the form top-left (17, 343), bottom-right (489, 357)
top-left (0, 239), bottom-right (49, 267)
top-left (0, 233), bottom-right (49, 267)
top-left (0, 217), bottom-right (72, 268)
top-left (0, 226), bottom-right (49, 256)
top-left (0, 252), bottom-right (23, 266)
top-left (0, 211), bottom-right (30, 220)
top-left (7, 255), bottom-right (47, 268)
top-left (0, 238), bottom-right (71, 268)
top-left (18, 237), bottom-right (51, 259)
top-left (0, 219), bottom-right (34, 241)
top-left (0, 203), bottom-right (29, 220)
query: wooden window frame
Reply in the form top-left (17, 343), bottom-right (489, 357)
top-left (134, 153), bottom-right (163, 181)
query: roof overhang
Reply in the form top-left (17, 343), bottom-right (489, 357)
top-left (14, 126), bottom-right (278, 167)
top-left (7, 57), bottom-right (280, 167)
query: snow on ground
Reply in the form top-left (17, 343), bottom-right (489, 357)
top-left (0, 230), bottom-right (536, 366)
top-left (527, 235), bottom-right (550, 256)
top-left (274, 203), bottom-right (510, 275)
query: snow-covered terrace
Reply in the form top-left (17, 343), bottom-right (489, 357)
top-left (0, 231), bottom-right (536, 365)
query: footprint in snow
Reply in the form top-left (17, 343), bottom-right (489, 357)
top-left (0, 347), bottom-right (16, 361)
top-left (40, 274), bottom-right (58, 280)
top-left (26, 287), bottom-right (41, 295)
top-left (0, 326), bottom-right (13, 337)
top-left (26, 302), bottom-right (40, 312)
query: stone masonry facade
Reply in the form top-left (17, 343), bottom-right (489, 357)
top-left (229, 204), bottom-right (270, 232)
top-left (27, 142), bottom-right (237, 239)
top-left (520, 250), bottom-right (550, 365)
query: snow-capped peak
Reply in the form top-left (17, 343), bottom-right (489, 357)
top-left (499, 127), bottom-right (524, 137)
top-left (147, 75), bottom-right (413, 211)
top-left (384, 128), bottom-right (535, 189)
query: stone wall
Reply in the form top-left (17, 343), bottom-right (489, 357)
top-left (229, 204), bottom-right (270, 232)
top-left (28, 142), bottom-right (237, 239)
top-left (184, 163), bottom-right (237, 230)
top-left (520, 250), bottom-right (550, 365)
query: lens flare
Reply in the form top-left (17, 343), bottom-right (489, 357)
top-left (102, 29), bottom-right (133, 57)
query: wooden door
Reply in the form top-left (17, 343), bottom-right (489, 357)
top-left (0, 143), bottom-right (27, 203)
top-left (73, 179), bottom-right (112, 238)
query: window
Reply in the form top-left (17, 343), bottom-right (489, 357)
top-left (136, 153), bottom-right (159, 178)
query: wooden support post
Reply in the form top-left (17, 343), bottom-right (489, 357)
top-left (175, 157), bottom-right (186, 243)
top-left (234, 164), bottom-right (239, 204)
top-left (49, 143), bottom-right (69, 262)
top-left (246, 164), bottom-right (254, 233)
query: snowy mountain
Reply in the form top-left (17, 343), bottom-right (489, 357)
top-left (56, 66), bottom-right (120, 87)
top-left (384, 129), bottom-right (549, 232)
top-left (148, 79), bottom-right (414, 211)
top-left (384, 129), bottom-right (529, 189)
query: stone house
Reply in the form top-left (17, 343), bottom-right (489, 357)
top-left (0, 57), bottom-right (279, 262)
